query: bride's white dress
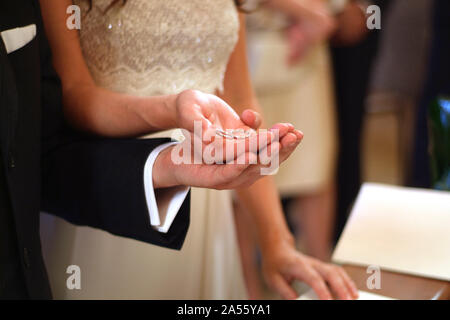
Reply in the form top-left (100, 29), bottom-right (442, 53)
top-left (40, 0), bottom-right (247, 299)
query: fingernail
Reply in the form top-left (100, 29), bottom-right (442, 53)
top-left (289, 139), bottom-right (300, 147)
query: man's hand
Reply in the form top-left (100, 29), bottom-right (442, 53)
top-left (152, 122), bottom-right (303, 190)
top-left (261, 239), bottom-right (359, 300)
top-left (152, 89), bottom-right (303, 189)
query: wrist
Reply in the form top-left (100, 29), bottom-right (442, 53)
top-left (259, 227), bottom-right (295, 255)
top-left (260, 232), bottom-right (296, 263)
top-left (131, 94), bottom-right (179, 131)
top-left (162, 93), bottom-right (179, 129)
top-left (152, 146), bottom-right (180, 189)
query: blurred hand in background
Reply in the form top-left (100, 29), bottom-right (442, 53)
top-left (332, 1), bottom-right (369, 46)
top-left (265, 0), bottom-right (336, 64)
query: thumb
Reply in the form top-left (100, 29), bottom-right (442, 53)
top-left (241, 109), bottom-right (262, 130)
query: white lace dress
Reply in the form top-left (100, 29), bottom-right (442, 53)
top-left (40, 0), bottom-right (247, 299)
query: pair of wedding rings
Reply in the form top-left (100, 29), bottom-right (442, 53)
top-left (215, 128), bottom-right (253, 140)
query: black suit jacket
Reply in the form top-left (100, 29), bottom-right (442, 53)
top-left (0, 0), bottom-right (190, 299)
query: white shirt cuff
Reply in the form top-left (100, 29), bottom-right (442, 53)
top-left (143, 142), bottom-right (190, 233)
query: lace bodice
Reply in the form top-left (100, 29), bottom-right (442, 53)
top-left (74, 0), bottom-right (239, 96)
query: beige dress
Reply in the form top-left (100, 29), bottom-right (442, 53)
top-left (247, 9), bottom-right (337, 196)
top-left (40, 0), bottom-right (247, 299)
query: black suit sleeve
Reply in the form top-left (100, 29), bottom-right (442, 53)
top-left (41, 137), bottom-right (190, 250)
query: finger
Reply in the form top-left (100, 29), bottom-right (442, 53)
top-left (219, 154), bottom-right (253, 181)
top-left (294, 267), bottom-right (333, 300)
top-left (293, 129), bottom-right (304, 140)
top-left (206, 131), bottom-right (249, 163)
top-left (280, 132), bottom-right (298, 149)
top-left (218, 129), bottom-right (275, 163)
top-left (337, 267), bottom-right (359, 299)
top-left (241, 109), bottom-right (262, 129)
top-left (229, 156), bottom-right (268, 188)
top-left (233, 150), bottom-right (258, 170)
top-left (316, 266), bottom-right (353, 300)
top-left (258, 140), bottom-right (280, 166)
top-left (231, 164), bottom-right (262, 187)
top-left (278, 139), bottom-right (301, 164)
top-left (229, 140), bottom-right (282, 187)
top-left (279, 131), bottom-right (303, 156)
top-left (226, 133), bottom-right (288, 170)
top-left (282, 122), bottom-right (295, 131)
top-left (219, 152), bottom-right (259, 188)
top-left (269, 274), bottom-right (298, 300)
top-left (270, 123), bottom-right (294, 139)
top-left (215, 132), bottom-right (256, 163)
top-left (205, 122), bottom-right (285, 164)
top-left (242, 129), bottom-right (274, 156)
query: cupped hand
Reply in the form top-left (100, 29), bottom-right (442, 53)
top-left (154, 123), bottom-right (302, 190)
top-left (152, 89), bottom-right (304, 189)
top-left (174, 89), bottom-right (300, 164)
top-left (261, 239), bottom-right (359, 300)
top-left (175, 90), bottom-right (266, 160)
top-left (175, 89), bottom-right (255, 136)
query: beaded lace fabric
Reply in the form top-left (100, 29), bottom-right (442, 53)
top-left (74, 0), bottom-right (239, 96)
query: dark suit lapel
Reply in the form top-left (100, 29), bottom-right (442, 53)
top-left (0, 35), bottom-right (19, 171)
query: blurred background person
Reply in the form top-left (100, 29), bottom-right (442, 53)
top-left (330, 0), bottom-right (389, 241)
top-left (240, 0), bottom-right (340, 299)
top-left (368, 0), bottom-right (432, 188)
top-left (240, 0), bottom-right (393, 299)
top-left (247, 0), bottom-right (339, 259)
top-left (362, 0), bottom-right (449, 192)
